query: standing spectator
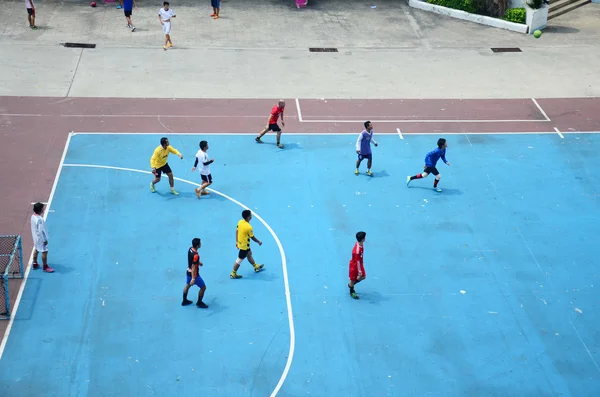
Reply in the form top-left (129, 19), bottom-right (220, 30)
top-left (26, 0), bottom-right (36, 30)
top-left (30, 202), bottom-right (54, 273)
top-left (123, 0), bottom-right (137, 32)
top-left (210, 0), bottom-right (221, 19)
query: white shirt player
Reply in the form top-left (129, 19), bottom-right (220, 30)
top-left (31, 213), bottom-right (48, 252)
top-left (158, 7), bottom-right (175, 22)
top-left (196, 150), bottom-right (211, 176)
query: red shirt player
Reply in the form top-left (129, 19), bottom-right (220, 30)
top-left (255, 99), bottom-right (285, 149)
top-left (348, 231), bottom-right (367, 299)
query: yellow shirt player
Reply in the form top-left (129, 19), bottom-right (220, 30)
top-left (150, 137), bottom-right (183, 195)
top-left (230, 209), bottom-right (264, 279)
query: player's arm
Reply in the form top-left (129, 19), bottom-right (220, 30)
top-left (169, 146), bottom-right (183, 159)
top-left (235, 228), bottom-right (238, 248)
top-left (372, 137), bottom-right (378, 147)
top-left (249, 229), bottom-right (262, 246)
top-left (191, 155), bottom-right (199, 171)
top-left (441, 150), bottom-right (449, 165)
top-left (158, 13), bottom-right (163, 24)
top-left (356, 134), bottom-right (362, 153)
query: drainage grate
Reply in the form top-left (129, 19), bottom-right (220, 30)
top-left (63, 43), bottom-right (96, 49)
top-left (491, 47), bottom-right (521, 53)
top-left (309, 48), bottom-right (338, 52)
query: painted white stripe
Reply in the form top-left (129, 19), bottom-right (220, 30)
top-left (0, 132), bottom-right (73, 359)
top-left (554, 127), bottom-right (564, 139)
top-left (570, 320), bottom-right (600, 373)
top-left (531, 98), bottom-right (551, 121)
top-left (30, 202), bottom-right (48, 205)
top-left (298, 118), bottom-right (549, 123)
top-left (54, 163), bottom-right (295, 397)
top-left (396, 128), bottom-right (404, 140)
top-left (66, 131), bottom-right (587, 136)
top-left (295, 98), bottom-right (303, 122)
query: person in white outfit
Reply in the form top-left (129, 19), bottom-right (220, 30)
top-left (158, 2), bottom-right (176, 50)
top-left (191, 140), bottom-right (214, 198)
top-left (30, 202), bottom-right (54, 273)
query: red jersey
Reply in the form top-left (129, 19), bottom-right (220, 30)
top-left (269, 105), bottom-right (284, 125)
top-left (350, 242), bottom-right (364, 266)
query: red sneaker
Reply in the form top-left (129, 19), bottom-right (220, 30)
top-left (32, 262), bottom-right (40, 270)
top-left (43, 266), bottom-right (55, 273)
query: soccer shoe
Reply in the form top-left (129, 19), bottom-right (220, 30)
top-left (196, 301), bottom-right (209, 309)
top-left (254, 264), bottom-right (264, 273)
top-left (434, 187), bottom-right (442, 192)
top-left (255, 137), bottom-right (263, 143)
top-left (195, 188), bottom-right (201, 199)
top-left (355, 169), bottom-right (359, 175)
top-left (32, 262), bottom-right (40, 270)
top-left (366, 170), bottom-right (373, 177)
top-left (230, 272), bottom-right (243, 279)
top-left (277, 143), bottom-right (284, 149)
top-left (43, 266), bottom-right (55, 273)
top-left (350, 292), bottom-right (359, 299)
top-left (168, 43), bottom-right (173, 48)
top-left (182, 299), bottom-right (193, 306)
top-left (150, 183), bottom-right (156, 193)
top-left (406, 176), bottom-right (411, 186)
top-left (170, 188), bottom-right (179, 196)
top-left (201, 190), bottom-right (210, 195)
top-left (163, 46), bottom-right (167, 51)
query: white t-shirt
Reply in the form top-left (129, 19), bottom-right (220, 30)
top-left (31, 214), bottom-right (48, 244)
top-left (25, 0), bottom-right (33, 8)
top-left (196, 150), bottom-right (211, 176)
top-left (158, 7), bottom-right (175, 22)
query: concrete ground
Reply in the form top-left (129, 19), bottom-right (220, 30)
top-left (0, 0), bottom-right (598, 98)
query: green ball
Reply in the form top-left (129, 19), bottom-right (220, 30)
top-left (533, 30), bottom-right (542, 38)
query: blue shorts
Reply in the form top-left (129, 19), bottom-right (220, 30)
top-left (358, 153), bottom-right (372, 161)
top-left (186, 275), bottom-right (206, 288)
top-left (211, 0), bottom-right (220, 7)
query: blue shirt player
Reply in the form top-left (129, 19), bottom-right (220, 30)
top-left (406, 138), bottom-right (450, 192)
top-left (355, 121), bottom-right (378, 176)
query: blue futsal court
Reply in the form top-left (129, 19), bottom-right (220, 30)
top-left (1, 132), bottom-right (600, 397)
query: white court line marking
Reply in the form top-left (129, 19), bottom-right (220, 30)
top-left (55, 163), bottom-right (295, 397)
top-left (0, 132), bottom-right (73, 360)
top-left (570, 320), bottom-right (600, 373)
top-left (298, 118), bottom-right (549, 123)
top-left (554, 127), bottom-right (564, 139)
top-left (396, 128), bottom-right (404, 140)
top-left (531, 98), bottom-right (551, 121)
top-left (72, 131), bottom-right (570, 136)
top-left (30, 202), bottom-right (48, 205)
top-left (295, 98), bottom-right (303, 122)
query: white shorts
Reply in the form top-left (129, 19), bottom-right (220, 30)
top-left (34, 240), bottom-right (48, 253)
top-left (162, 22), bottom-right (171, 34)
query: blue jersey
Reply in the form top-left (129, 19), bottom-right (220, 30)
top-left (424, 147), bottom-right (447, 167)
top-left (123, 0), bottom-right (134, 10)
top-left (356, 130), bottom-right (377, 155)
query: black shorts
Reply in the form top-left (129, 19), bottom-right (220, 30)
top-left (238, 249), bottom-right (250, 260)
top-left (124, 9), bottom-right (133, 17)
top-left (423, 166), bottom-right (439, 176)
top-left (153, 163), bottom-right (172, 177)
top-left (268, 123), bottom-right (281, 132)
top-left (27, 8), bottom-right (34, 16)
top-left (201, 174), bottom-right (212, 183)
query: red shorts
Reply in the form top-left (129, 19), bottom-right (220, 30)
top-left (349, 261), bottom-right (366, 281)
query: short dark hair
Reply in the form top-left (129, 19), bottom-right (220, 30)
top-left (160, 137), bottom-right (169, 146)
top-left (33, 202), bottom-right (44, 215)
top-left (364, 121), bottom-right (371, 129)
top-left (356, 231), bottom-right (366, 242)
top-left (164, 1), bottom-right (170, 5)
top-left (242, 210), bottom-right (252, 220)
top-left (192, 238), bottom-right (201, 248)
top-left (200, 140), bottom-right (208, 150)
top-left (437, 138), bottom-right (446, 148)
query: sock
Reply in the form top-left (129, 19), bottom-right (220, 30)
top-left (434, 179), bottom-right (439, 188)
top-left (183, 292), bottom-right (187, 301)
top-left (348, 284), bottom-right (355, 294)
top-left (410, 174), bottom-right (423, 180)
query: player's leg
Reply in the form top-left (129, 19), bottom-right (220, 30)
top-left (348, 263), bottom-right (359, 299)
top-left (32, 248), bottom-right (40, 269)
top-left (200, 174), bottom-right (212, 196)
top-left (182, 275), bottom-right (194, 305)
top-left (230, 250), bottom-right (246, 279)
top-left (40, 247), bottom-right (53, 273)
top-left (167, 33), bottom-right (173, 47)
top-left (274, 124), bottom-right (283, 148)
top-left (161, 164), bottom-right (178, 195)
top-left (406, 166), bottom-right (429, 186)
top-left (431, 168), bottom-right (442, 192)
top-left (246, 250), bottom-right (264, 273)
top-left (366, 154), bottom-right (373, 176)
top-left (355, 154), bottom-right (363, 175)
top-left (150, 168), bottom-right (162, 192)
top-left (256, 125), bottom-right (270, 143)
top-left (195, 277), bottom-right (208, 308)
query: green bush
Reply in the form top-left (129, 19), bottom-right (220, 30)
top-left (427, 0), bottom-right (477, 14)
top-left (503, 7), bottom-right (526, 24)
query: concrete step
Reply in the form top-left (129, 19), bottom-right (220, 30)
top-left (548, 0), bottom-right (591, 19)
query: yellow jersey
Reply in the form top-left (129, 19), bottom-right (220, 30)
top-left (150, 145), bottom-right (181, 169)
top-left (236, 219), bottom-right (254, 250)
